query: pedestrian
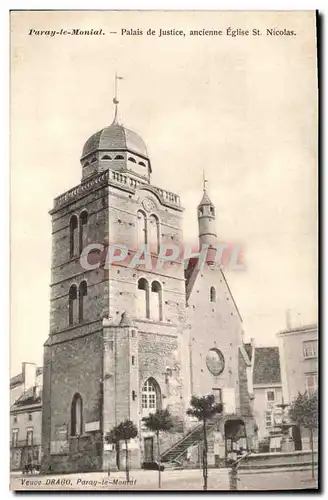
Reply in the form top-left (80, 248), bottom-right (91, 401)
top-left (108, 465), bottom-right (110, 478)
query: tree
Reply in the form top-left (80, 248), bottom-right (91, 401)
top-left (289, 391), bottom-right (318, 478)
top-left (142, 408), bottom-right (174, 489)
top-left (105, 420), bottom-right (138, 482)
top-left (186, 395), bottom-right (223, 491)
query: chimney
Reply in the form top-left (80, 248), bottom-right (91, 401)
top-left (23, 363), bottom-right (36, 392)
top-left (286, 309), bottom-right (292, 330)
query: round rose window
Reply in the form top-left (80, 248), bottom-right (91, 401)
top-left (205, 348), bottom-right (225, 376)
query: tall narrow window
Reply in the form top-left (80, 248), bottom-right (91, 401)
top-left (26, 429), bottom-right (33, 446)
top-left (71, 393), bottom-right (83, 436)
top-left (137, 211), bottom-right (147, 246)
top-left (305, 373), bottom-right (318, 396)
top-left (79, 281), bottom-right (87, 322)
top-left (149, 214), bottom-right (160, 254)
top-left (151, 281), bottom-right (163, 321)
top-left (79, 211), bottom-right (88, 254)
top-left (12, 429), bottom-right (18, 447)
top-left (70, 215), bottom-right (78, 258)
top-left (266, 390), bottom-right (275, 402)
top-left (210, 286), bottom-right (216, 303)
top-left (69, 285), bottom-right (78, 325)
top-left (137, 278), bottom-right (150, 319)
top-left (303, 341), bottom-right (318, 359)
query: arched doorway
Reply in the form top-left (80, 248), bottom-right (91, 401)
top-left (224, 419), bottom-right (247, 465)
top-left (141, 377), bottom-right (161, 464)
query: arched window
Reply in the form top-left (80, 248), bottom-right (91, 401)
top-left (151, 281), bottom-right (163, 321)
top-left (128, 157), bottom-right (136, 163)
top-left (79, 211), bottom-right (88, 254)
top-left (137, 210), bottom-right (147, 246)
top-left (199, 207), bottom-right (204, 216)
top-left (141, 378), bottom-right (161, 416)
top-left (71, 393), bottom-right (83, 436)
top-left (69, 285), bottom-right (78, 325)
top-left (149, 214), bottom-right (160, 254)
top-left (102, 155), bottom-right (112, 160)
top-left (209, 206), bottom-right (215, 216)
top-left (114, 155), bottom-right (124, 160)
top-left (69, 215), bottom-right (78, 258)
top-left (84, 161), bottom-right (89, 167)
top-left (137, 278), bottom-right (150, 319)
top-left (210, 286), bottom-right (216, 303)
top-left (79, 281), bottom-right (87, 322)
top-left (139, 161), bottom-right (146, 167)
top-left (90, 157), bottom-right (97, 163)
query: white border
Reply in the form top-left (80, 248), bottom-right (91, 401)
top-left (3, 2), bottom-right (325, 499)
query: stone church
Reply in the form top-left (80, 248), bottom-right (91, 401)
top-left (41, 99), bottom-right (255, 473)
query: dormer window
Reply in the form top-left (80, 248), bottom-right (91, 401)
top-left (114, 155), bottom-right (124, 160)
top-left (128, 157), bottom-right (136, 163)
top-left (139, 161), bottom-right (146, 167)
top-left (102, 155), bottom-right (112, 160)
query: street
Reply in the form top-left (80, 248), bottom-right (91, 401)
top-left (11, 468), bottom-right (318, 491)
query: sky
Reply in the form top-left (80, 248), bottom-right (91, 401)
top-left (10, 10), bottom-right (318, 376)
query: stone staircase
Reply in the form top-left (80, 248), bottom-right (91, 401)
top-left (161, 419), bottom-right (219, 465)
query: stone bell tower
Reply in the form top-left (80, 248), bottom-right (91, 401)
top-left (42, 82), bottom-right (188, 473)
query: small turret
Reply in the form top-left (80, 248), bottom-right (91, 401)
top-left (197, 175), bottom-right (217, 264)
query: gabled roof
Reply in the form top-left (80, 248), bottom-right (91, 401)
top-left (10, 373), bottom-right (23, 389)
top-left (277, 323), bottom-right (318, 337)
top-left (11, 386), bottom-right (42, 410)
top-left (184, 257), bottom-right (200, 302)
top-left (10, 366), bottom-right (43, 389)
top-left (253, 347), bottom-right (281, 385)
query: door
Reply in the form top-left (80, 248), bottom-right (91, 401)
top-left (292, 425), bottom-right (302, 451)
top-left (144, 437), bottom-right (154, 463)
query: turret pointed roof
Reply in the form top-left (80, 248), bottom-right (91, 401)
top-left (198, 189), bottom-right (214, 207)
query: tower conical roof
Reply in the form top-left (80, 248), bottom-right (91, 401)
top-left (198, 190), bottom-right (214, 207)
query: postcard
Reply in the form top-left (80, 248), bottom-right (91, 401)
top-left (10, 10), bottom-right (318, 491)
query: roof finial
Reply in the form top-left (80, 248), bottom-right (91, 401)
top-left (113, 73), bottom-right (123, 124)
top-left (203, 170), bottom-right (208, 191)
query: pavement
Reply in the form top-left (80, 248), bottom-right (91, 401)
top-left (10, 467), bottom-right (318, 491)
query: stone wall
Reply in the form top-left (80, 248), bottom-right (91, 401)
top-left (187, 264), bottom-right (244, 412)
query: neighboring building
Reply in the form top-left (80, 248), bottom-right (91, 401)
top-left (10, 364), bottom-right (43, 470)
top-left (277, 323), bottom-right (318, 450)
top-left (10, 362), bottom-right (40, 406)
top-left (251, 346), bottom-right (283, 441)
top-left (41, 99), bottom-right (255, 473)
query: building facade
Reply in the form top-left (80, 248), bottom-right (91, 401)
top-left (41, 103), bottom-right (255, 473)
top-left (277, 324), bottom-right (318, 450)
top-left (251, 346), bottom-right (283, 444)
top-left (10, 364), bottom-right (43, 470)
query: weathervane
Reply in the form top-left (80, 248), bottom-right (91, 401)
top-left (113, 72), bottom-right (123, 123)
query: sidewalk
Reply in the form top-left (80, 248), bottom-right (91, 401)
top-left (10, 467), bottom-right (318, 491)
